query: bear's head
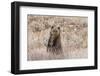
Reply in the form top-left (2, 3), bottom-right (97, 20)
top-left (50, 26), bottom-right (60, 40)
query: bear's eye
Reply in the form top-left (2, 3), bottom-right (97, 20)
top-left (51, 26), bottom-right (54, 29)
top-left (58, 27), bottom-right (60, 29)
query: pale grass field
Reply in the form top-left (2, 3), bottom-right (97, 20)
top-left (27, 15), bottom-right (88, 61)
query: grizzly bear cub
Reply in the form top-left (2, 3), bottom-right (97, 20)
top-left (47, 26), bottom-right (62, 54)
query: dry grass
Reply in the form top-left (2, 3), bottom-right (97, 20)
top-left (27, 15), bottom-right (88, 61)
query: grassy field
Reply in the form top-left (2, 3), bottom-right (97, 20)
top-left (27, 15), bottom-right (88, 61)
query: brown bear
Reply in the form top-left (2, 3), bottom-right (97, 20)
top-left (47, 25), bottom-right (62, 54)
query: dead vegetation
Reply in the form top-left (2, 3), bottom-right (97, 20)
top-left (27, 15), bottom-right (88, 61)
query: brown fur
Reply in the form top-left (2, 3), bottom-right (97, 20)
top-left (47, 26), bottom-right (62, 54)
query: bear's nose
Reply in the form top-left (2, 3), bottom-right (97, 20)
top-left (54, 30), bottom-right (57, 32)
